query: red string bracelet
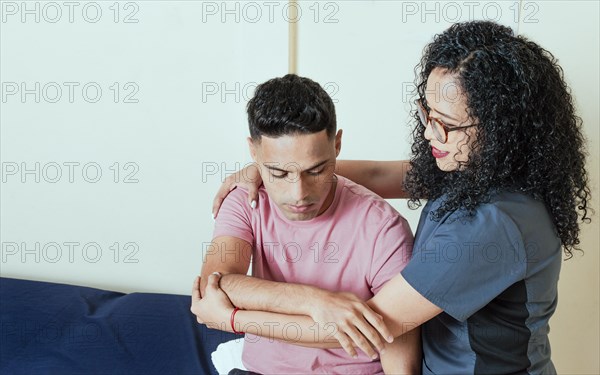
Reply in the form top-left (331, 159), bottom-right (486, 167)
top-left (230, 307), bottom-right (244, 335)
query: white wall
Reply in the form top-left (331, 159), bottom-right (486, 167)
top-left (1, 1), bottom-right (287, 292)
top-left (1, 1), bottom-right (598, 373)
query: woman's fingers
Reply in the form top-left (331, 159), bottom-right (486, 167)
top-left (247, 187), bottom-right (259, 209)
top-left (362, 308), bottom-right (393, 343)
top-left (353, 318), bottom-right (386, 354)
top-left (212, 183), bottom-right (235, 219)
top-left (212, 163), bottom-right (263, 218)
top-left (342, 323), bottom-right (378, 359)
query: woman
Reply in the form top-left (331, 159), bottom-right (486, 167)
top-left (210, 21), bottom-right (591, 373)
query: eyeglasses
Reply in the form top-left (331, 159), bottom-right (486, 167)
top-left (416, 99), bottom-right (478, 144)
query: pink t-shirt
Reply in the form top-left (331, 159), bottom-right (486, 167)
top-left (213, 175), bottom-right (413, 374)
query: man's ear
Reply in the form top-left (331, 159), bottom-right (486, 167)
top-left (334, 129), bottom-right (343, 157)
top-left (247, 137), bottom-right (258, 161)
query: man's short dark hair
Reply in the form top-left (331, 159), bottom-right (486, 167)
top-left (247, 74), bottom-right (336, 141)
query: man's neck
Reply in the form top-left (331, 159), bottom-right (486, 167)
top-left (315, 174), bottom-right (338, 217)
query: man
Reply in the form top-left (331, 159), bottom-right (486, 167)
top-left (191, 74), bottom-right (418, 374)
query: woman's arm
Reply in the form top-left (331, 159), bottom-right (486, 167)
top-left (212, 160), bottom-right (411, 217)
top-left (235, 308), bottom-right (422, 372)
top-left (335, 160), bottom-right (411, 199)
top-left (380, 325), bottom-right (421, 375)
top-left (191, 272), bottom-right (438, 360)
top-left (307, 273), bottom-right (442, 339)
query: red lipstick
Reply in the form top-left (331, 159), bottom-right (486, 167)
top-left (432, 146), bottom-right (449, 158)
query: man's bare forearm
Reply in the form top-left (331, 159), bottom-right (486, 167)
top-left (232, 309), bottom-right (344, 348)
top-left (196, 275), bottom-right (340, 348)
top-left (219, 273), bottom-right (321, 315)
top-left (197, 273), bottom-right (401, 359)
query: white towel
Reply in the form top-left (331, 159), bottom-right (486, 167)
top-left (211, 338), bottom-right (247, 375)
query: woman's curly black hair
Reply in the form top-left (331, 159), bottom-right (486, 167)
top-left (404, 21), bottom-right (591, 258)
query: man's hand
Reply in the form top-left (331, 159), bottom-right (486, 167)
top-left (191, 273), bottom-right (235, 331)
top-left (308, 290), bottom-right (394, 359)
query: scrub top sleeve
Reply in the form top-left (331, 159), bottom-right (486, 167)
top-left (401, 205), bottom-right (527, 321)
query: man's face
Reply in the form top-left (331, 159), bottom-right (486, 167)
top-left (249, 129), bottom-right (342, 221)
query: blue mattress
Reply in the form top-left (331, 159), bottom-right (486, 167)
top-left (0, 277), bottom-right (239, 374)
